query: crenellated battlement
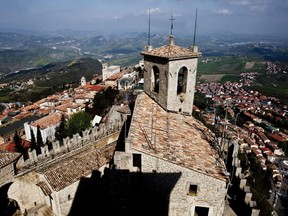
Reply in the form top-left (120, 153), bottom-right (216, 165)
top-left (16, 116), bottom-right (125, 173)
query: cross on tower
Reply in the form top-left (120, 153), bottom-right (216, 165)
top-left (169, 15), bottom-right (175, 35)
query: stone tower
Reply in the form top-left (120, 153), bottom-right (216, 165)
top-left (81, 76), bottom-right (86, 86)
top-left (141, 35), bottom-right (201, 115)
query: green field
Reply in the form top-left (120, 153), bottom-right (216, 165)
top-left (249, 73), bottom-right (288, 105)
top-left (108, 55), bottom-right (141, 67)
top-left (198, 56), bottom-right (247, 75)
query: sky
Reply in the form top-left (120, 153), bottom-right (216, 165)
top-left (0, 0), bottom-right (287, 36)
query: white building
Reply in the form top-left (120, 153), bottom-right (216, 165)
top-left (24, 112), bottom-right (62, 143)
top-left (102, 63), bottom-right (120, 81)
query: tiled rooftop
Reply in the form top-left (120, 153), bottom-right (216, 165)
top-left (128, 93), bottom-right (227, 180)
top-left (40, 143), bottom-right (116, 192)
top-left (30, 112), bottom-right (62, 129)
top-left (0, 151), bottom-right (21, 169)
top-left (141, 37), bottom-right (200, 59)
top-left (107, 70), bottom-right (128, 81)
top-left (36, 181), bottom-right (52, 196)
top-left (55, 102), bottom-right (82, 113)
top-left (82, 84), bottom-right (106, 92)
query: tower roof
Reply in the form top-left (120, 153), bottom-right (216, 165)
top-left (141, 36), bottom-right (200, 60)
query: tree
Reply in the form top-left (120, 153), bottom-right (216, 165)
top-left (30, 127), bottom-right (36, 150)
top-left (93, 87), bottom-right (119, 116)
top-left (36, 125), bottom-right (44, 146)
top-left (93, 91), bottom-right (110, 116)
top-left (66, 111), bottom-right (92, 137)
top-left (36, 125), bottom-right (43, 155)
top-left (13, 131), bottom-right (23, 153)
top-left (55, 114), bottom-right (67, 145)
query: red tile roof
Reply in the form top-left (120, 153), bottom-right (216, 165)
top-left (83, 85), bottom-right (106, 92)
top-left (268, 133), bottom-right (285, 142)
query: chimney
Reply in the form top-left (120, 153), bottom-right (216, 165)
top-left (144, 45), bottom-right (153, 52)
top-left (169, 35), bottom-right (174, 45)
top-left (191, 46), bottom-right (198, 53)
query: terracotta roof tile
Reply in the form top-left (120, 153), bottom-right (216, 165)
top-left (30, 112), bottom-right (62, 129)
top-left (141, 39), bottom-right (200, 59)
top-left (0, 151), bottom-right (21, 169)
top-left (40, 144), bottom-right (116, 191)
top-left (128, 93), bottom-right (226, 180)
top-left (36, 181), bottom-right (52, 196)
top-left (83, 85), bottom-right (106, 92)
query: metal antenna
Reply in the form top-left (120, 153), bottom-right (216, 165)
top-left (193, 8), bottom-right (198, 46)
top-left (148, 9), bottom-right (151, 46)
top-left (169, 15), bottom-right (175, 35)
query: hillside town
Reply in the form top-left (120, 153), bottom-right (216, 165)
top-left (0, 38), bottom-right (287, 215)
top-left (195, 68), bottom-right (288, 212)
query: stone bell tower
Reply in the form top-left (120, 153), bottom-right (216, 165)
top-left (141, 35), bottom-right (201, 116)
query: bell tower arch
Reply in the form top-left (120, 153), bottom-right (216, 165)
top-left (141, 35), bottom-right (201, 115)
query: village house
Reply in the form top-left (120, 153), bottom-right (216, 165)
top-left (54, 102), bottom-right (85, 117)
top-left (24, 112), bottom-right (62, 143)
top-left (102, 63), bottom-right (120, 81)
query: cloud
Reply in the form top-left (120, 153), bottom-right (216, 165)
top-left (212, 9), bottom-right (232, 15)
top-left (227, 0), bottom-right (272, 12)
top-left (249, 4), bottom-right (267, 12)
top-left (227, 0), bottom-right (250, 5)
top-left (147, 8), bottom-right (161, 15)
top-left (113, 16), bottom-right (122, 20)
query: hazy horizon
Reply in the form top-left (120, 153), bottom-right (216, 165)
top-left (0, 0), bottom-right (288, 37)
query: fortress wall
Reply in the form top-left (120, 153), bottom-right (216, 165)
top-left (16, 117), bottom-right (125, 172)
top-left (233, 157), bottom-right (260, 216)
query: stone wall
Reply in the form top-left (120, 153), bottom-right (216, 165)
top-left (55, 165), bottom-right (107, 216)
top-left (143, 56), bottom-right (198, 115)
top-left (0, 163), bottom-right (14, 186)
top-left (141, 152), bottom-right (227, 216)
top-left (7, 171), bottom-right (44, 214)
top-left (167, 58), bottom-right (198, 115)
top-left (143, 57), bottom-right (169, 110)
top-left (114, 150), bottom-right (227, 216)
top-left (234, 157), bottom-right (260, 216)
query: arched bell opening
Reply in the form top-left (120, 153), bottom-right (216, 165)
top-left (177, 66), bottom-right (188, 95)
top-left (151, 66), bottom-right (160, 93)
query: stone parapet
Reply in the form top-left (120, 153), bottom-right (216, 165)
top-left (16, 117), bottom-right (125, 172)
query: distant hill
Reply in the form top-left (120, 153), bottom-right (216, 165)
top-left (0, 57), bottom-right (102, 103)
top-left (2, 57), bottom-right (102, 85)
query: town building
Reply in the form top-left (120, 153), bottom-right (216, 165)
top-left (102, 63), bottom-right (120, 81)
top-left (113, 34), bottom-right (229, 215)
top-left (24, 112), bottom-right (62, 143)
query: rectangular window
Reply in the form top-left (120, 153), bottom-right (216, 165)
top-left (194, 206), bottom-right (209, 216)
top-left (132, 154), bottom-right (141, 168)
top-left (188, 184), bottom-right (198, 196)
